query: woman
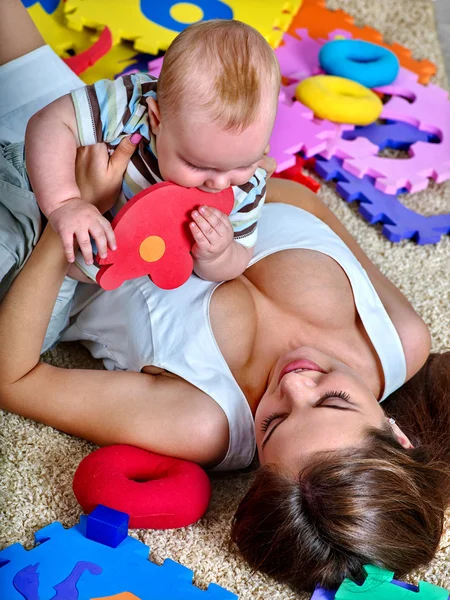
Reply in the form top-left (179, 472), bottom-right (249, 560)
top-left (0, 0), bottom-right (449, 593)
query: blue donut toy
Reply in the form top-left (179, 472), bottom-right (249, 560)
top-left (319, 39), bottom-right (400, 88)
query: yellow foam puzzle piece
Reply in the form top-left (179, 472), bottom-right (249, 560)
top-left (63, 0), bottom-right (303, 53)
top-left (80, 43), bottom-right (139, 84)
top-left (27, 0), bottom-right (92, 56)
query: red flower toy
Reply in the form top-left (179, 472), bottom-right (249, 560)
top-left (96, 182), bottom-right (234, 290)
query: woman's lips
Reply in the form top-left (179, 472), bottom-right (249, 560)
top-left (278, 359), bottom-right (326, 384)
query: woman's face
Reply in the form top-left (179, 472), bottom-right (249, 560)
top-left (255, 346), bottom-right (390, 474)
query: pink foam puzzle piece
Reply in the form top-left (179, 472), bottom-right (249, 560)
top-left (378, 68), bottom-right (449, 134)
top-left (270, 98), bottom-right (338, 170)
top-left (276, 28), bottom-right (353, 80)
top-left (148, 55), bottom-right (164, 78)
top-left (276, 28), bottom-right (324, 79)
top-left (343, 67), bottom-right (450, 193)
top-left (272, 86), bottom-right (378, 171)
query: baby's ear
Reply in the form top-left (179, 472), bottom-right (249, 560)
top-left (147, 97), bottom-right (161, 135)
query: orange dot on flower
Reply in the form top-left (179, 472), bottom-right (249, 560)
top-left (139, 236), bottom-right (165, 262)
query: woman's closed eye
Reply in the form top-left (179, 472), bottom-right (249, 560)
top-left (315, 390), bottom-right (354, 410)
top-left (261, 391), bottom-right (354, 449)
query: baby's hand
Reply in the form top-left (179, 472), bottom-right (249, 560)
top-left (190, 205), bottom-right (233, 262)
top-left (256, 145), bottom-right (277, 178)
top-left (48, 198), bottom-right (116, 264)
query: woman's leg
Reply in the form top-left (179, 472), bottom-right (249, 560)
top-left (0, 0), bottom-right (45, 66)
top-left (0, 0), bottom-right (84, 142)
top-left (0, 0), bottom-right (84, 349)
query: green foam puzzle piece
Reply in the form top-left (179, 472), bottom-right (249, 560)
top-left (336, 565), bottom-right (448, 600)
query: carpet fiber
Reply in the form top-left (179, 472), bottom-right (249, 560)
top-left (1, 1), bottom-right (450, 598)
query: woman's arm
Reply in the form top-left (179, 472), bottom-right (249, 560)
top-left (0, 137), bottom-right (229, 466)
top-left (266, 178), bottom-right (431, 379)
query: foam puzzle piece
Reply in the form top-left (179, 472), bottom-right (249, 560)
top-left (378, 67), bottom-right (449, 134)
top-left (342, 120), bottom-right (438, 150)
top-left (23, 0), bottom-right (92, 57)
top-left (86, 506), bottom-right (129, 549)
top-left (0, 510), bottom-right (237, 599)
top-left (270, 91), bottom-right (378, 171)
top-left (336, 565), bottom-right (448, 600)
top-left (63, 0), bottom-right (303, 55)
top-left (276, 28), bottom-right (324, 80)
top-left (288, 0), bottom-right (436, 83)
top-left (273, 155), bottom-right (320, 192)
top-left (63, 26), bottom-right (113, 75)
top-left (312, 566), bottom-right (449, 600)
top-left (96, 182), bottom-right (234, 291)
top-left (82, 44), bottom-right (140, 84)
top-left (315, 156), bottom-right (450, 244)
top-left (341, 67), bottom-right (450, 194)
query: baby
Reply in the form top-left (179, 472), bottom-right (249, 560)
top-left (25, 19), bottom-right (281, 283)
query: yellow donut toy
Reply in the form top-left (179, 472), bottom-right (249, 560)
top-left (295, 75), bottom-right (383, 125)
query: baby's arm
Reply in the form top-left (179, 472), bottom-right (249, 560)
top-left (25, 95), bottom-right (115, 264)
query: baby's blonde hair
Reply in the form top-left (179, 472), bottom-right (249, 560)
top-left (157, 20), bottom-right (281, 132)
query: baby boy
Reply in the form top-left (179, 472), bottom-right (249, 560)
top-left (25, 19), bottom-right (281, 283)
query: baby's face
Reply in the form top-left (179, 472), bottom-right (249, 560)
top-left (148, 99), bottom-right (275, 192)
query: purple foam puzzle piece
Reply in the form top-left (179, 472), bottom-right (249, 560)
top-left (311, 585), bottom-right (337, 599)
top-left (342, 121), bottom-right (437, 150)
top-left (344, 67), bottom-right (450, 193)
top-left (315, 156), bottom-right (450, 244)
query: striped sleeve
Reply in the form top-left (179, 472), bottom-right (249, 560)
top-left (70, 73), bottom-right (157, 146)
top-left (229, 168), bottom-right (267, 248)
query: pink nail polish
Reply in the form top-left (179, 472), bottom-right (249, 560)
top-left (130, 133), bottom-right (142, 144)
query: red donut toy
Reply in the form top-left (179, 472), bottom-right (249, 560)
top-left (73, 445), bottom-right (212, 529)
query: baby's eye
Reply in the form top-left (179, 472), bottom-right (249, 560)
top-left (186, 163), bottom-right (206, 172)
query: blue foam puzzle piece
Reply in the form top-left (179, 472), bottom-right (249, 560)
top-left (315, 156), bottom-right (450, 244)
top-left (86, 505), bottom-right (129, 548)
top-left (0, 511), bottom-right (237, 599)
top-left (342, 120), bottom-right (438, 151)
top-left (21, 0), bottom-right (59, 13)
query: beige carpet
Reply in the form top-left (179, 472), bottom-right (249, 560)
top-left (1, 1), bottom-right (450, 598)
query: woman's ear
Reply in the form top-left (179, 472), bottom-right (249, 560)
top-left (389, 419), bottom-right (414, 449)
top-left (147, 97), bottom-right (161, 136)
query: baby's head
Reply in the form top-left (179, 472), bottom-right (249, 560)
top-left (147, 20), bottom-right (281, 192)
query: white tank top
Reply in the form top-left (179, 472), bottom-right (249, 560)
top-left (63, 203), bottom-right (407, 471)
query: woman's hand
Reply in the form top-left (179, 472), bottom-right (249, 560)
top-left (75, 134), bottom-right (141, 214)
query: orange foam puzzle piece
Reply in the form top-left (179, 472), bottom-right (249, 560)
top-left (289, 0), bottom-right (436, 84)
top-left (96, 182), bottom-right (234, 291)
top-left (92, 593), bottom-right (141, 600)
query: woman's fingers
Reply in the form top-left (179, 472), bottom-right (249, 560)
top-left (109, 134), bottom-right (141, 174)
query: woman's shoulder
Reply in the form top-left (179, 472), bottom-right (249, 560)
top-left (144, 369), bottom-right (231, 468)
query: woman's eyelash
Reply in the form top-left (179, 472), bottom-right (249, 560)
top-left (317, 390), bottom-right (351, 405)
top-left (260, 411), bottom-right (283, 433)
top-left (260, 392), bottom-right (351, 436)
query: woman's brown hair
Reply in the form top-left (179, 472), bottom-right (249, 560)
top-left (230, 353), bottom-right (450, 592)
